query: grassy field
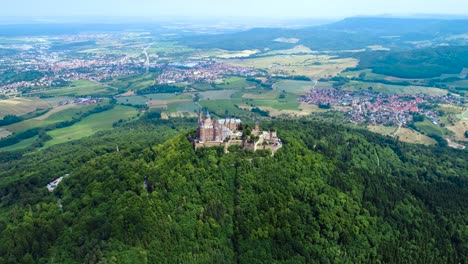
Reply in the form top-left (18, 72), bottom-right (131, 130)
top-left (117, 93), bottom-right (191, 106)
top-left (0, 128), bottom-right (12, 139)
top-left (5, 104), bottom-right (95, 133)
top-left (261, 45), bottom-right (314, 56)
top-left (198, 99), bottom-right (248, 117)
top-left (272, 80), bottom-right (318, 95)
top-left (233, 89), bottom-right (300, 111)
top-left (167, 101), bottom-right (199, 113)
top-left (226, 55), bottom-right (358, 78)
top-left (29, 80), bottom-right (115, 97)
top-left (415, 119), bottom-right (452, 136)
top-left (0, 97), bottom-right (50, 118)
top-left (448, 79), bottom-right (468, 88)
top-left (108, 74), bottom-right (155, 92)
top-left (147, 42), bottom-right (194, 55)
top-left (193, 49), bottom-right (260, 59)
top-left (342, 81), bottom-right (448, 95)
top-left (0, 136), bottom-right (39, 152)
top-left (199, 90), bottom-right (238, 100)
top-left (368, 125), bottom-right (436, 145)
top-left (214, 77), bottom-right (254, 90)
top-left (43, 105), bottom-right (139, 148)
top-left (190, 82), bottom-right (215, 91)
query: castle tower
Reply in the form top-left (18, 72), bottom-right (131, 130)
top-left (198, 109), bottom-right (203, 124)
top-left (255, 119), bottom-right (260, 131)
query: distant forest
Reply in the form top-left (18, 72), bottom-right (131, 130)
top-left (355, 46), bottom-right (468, 78)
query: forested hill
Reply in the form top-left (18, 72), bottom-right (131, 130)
top-left (323, 17), bottom-right (468, 36)
top-left (179, 17), bottom-right (468, 51)
top-left (355, 45), bottom-right (468, 78)
top-left (0, 118), bottom-right (466, 263)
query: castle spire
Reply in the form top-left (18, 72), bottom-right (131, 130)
top-left (198, 109), bottom-right (203, 123)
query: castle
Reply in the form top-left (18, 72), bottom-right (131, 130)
top-left (194, 111), bottom-right (282, 154)
top-left (197, 111), bottom-right (242, 142)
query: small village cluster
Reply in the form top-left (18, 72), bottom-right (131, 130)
top-left (300, 88), bottom-right (465, 125)
top-left (156, 61), bottom-right (260, 84)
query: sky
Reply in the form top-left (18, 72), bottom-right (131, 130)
top-left (2, 0), bottom-right (468, 19)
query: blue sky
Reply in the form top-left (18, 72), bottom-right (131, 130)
top-left (3, 0), bottom-right (468, 18)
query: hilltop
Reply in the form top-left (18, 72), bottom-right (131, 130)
top-left (0, 117), bottom-right (466, 263)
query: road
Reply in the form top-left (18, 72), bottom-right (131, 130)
top-left (142, 44), bottom-right (152, 74)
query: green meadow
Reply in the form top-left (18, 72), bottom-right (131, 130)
top-left (43, 105), bottom-right (139, 148)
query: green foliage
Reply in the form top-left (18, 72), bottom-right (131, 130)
top-left (0, 119), bottom-right (466, 263)
top-left (0, 114), bottom-right (22, 126)
top-left (357, 46), bottom-right (468, 78)
top-left (137, 84), bottom-right (184, 95)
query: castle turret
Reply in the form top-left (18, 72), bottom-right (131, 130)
top-left (198, 109), bottom-right (203, 124)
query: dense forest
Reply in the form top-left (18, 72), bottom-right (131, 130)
top-left (0, 117), bottom-right (466, 263)
top-left (355, 46), bottom-right (468, 78)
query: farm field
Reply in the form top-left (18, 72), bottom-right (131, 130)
top-left (199, 90), bottom-right (238, 100)
top-left (235, 91), bottom-right (300, 110)
top-left (225, 55), bottom-right (358, 78)
top-left (117, 93), bottom-right (191, 106)
top-left (214, 77), bottom-right (254, 90)
top-left (272, 80), bottom-right (321, 95)
top-left (339, 69), bottom-right (389, 81)
top-left (448, 79), bottom-right (468, 88)
top-left (198, 99), bottom-right (248, 117)
top-left (43, 105), bottom-right (138, 148)
top-left (108, 74), bottom-right (155, 92)
top-left (0, 97), bottom-right (50, 118)
top-left (415, 119), bottom-right (452, 136)
top-left (166, 101), bottom-right (199, 113)
top-left (0, 128), bottom-right (12, 139)
top-left (368, 125), bottom-right (436, 145)
top-left (261, 45), bottom-right (314, 56)
top-left (28, 80), bottom-right (116, 97)
top-left (341, 81), bottom-right (448, 95)
top-left (147, 42), bottom-right (194, 55)
top-left (0, 135), bottom-right (39, 152)
top-left (5, 104), bottom-right (96, 133)
top-left (446, 109), bottom-right (468, 141)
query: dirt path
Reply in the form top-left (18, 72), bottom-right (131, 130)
top-left (34, 103), bottom-right (80, 121)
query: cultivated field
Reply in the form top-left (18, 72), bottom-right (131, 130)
top-left (167, 101), bottom-right (199, 113)
top-left (0, 136), bottom-right (38, 152)
top-left (5, 104), bottom-right (97, 133)
top-left (43, 105), bottom-right (138, 148)
top-left (34, 103), bottom-right (81, 120)
top-left (214, 77), bottom-right (254, 90)
top-left (0, 97), bottom-right (50, 118)
top-left (415, 120), bottom-right (452, 136)
top-left (447, 109), bottom-right (468, 141)
top-left (225, 55), bottom-right (358, 78)
top-left (198, 99), bottom-right (248, 117)
top-left (28, 80), bottom-right (115, 97)
top-left (342, 81), bottom-right (448, 95)
top-left (368, 125), bottom-right (436, 145)
top-left (199, 90), bottom-right (238, 100)
top-left (0, 128), bottom-right (12, 139)
top-left (273, 80), bottom-right (318, 95)
top-left (147, 99), bottom-right (191, 109)
top-left (262, 45), bottom-right (313, 56)
top-left (109, 74), bottom-right (155, 92)
top-left (117, 93), bottom-right (191, 106)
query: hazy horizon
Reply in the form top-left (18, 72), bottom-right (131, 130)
top-left (2, 0), bottom-right (468, 20)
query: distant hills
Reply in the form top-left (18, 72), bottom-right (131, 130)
top-left (179, 17), bottom-right (468, 51)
